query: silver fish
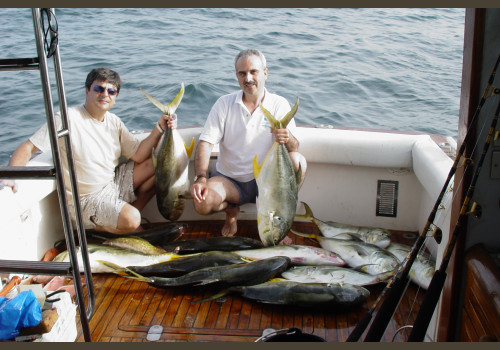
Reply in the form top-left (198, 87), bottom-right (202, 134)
top-left (386, 242), bottom-right (435, 289)
top-left (281, 265), bottom-right (393, 286)
top-left (253, 97), bottom-right (301, 246)
top-left (141, 84), bottom-right (195, 221)
top-left (232, 244), bottom-right (345, 266)
top-left (291, 230), bottom-right (399, 275)
top-left (199, 280), bottom-right (370, 308)
top-left (53, 244), bottom-right (179, 273)
top-left (296, 202), bottom-right (391, 248)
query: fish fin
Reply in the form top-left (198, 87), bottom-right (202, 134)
top-left (295, 163), bottom-right (302, 186)
top-left (240, 257), bottom-right (256, 263)
top-left (259, 96), bottom-right (299, 129)
top-left (260, 103), bottom-right (280, 129)
top-left (253, 154), bottom-right (263, 179)
top-left (295, 201), bottom-right (313, 220)
top-left (152, 147), bottom-right (157, 169)
top-left (191, 290), bottom-right (229, 304)
top-left (165, 83), bottom-right (185, 115)
top-left (355, 264), bottom-right (376, 274)
top-left (290, 229), bottom-right (316, 240)
top-left (279, 97), bottom-right (299, 128)
top-left (185, 137), bottom-right (195, 159)
top-left (269, 277), bottom-right (286, 282)
top-left (140, 83), bottom-right (184, 115)
top-left (140, 88), bottom-right (168, 114)
top-left (96, 260), bottom-right (147, 281)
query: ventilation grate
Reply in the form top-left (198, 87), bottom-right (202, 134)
top-left (376, 180), bottom-right (398, 217)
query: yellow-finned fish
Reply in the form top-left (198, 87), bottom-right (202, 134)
top-left (253, 97), bottom-right (301, 246)
top-left (53, 244), bottom-right (179, 273)
top-left (141, 84), bottom-right (195, 221)
top-left (386, 242), bottom-right (435, 289)
top-left (102, 236), bottom-right (167, 255)
top-left (290, 230), bottom-right (399, 276)
top-left (296, 202), bottom-right (392, 248)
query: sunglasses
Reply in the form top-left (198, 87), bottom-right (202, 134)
top-left (93, 85), bottom-right (118, 96)
top-left (41, 8), bottom-right (58, 58)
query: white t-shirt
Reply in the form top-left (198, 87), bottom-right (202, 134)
top-left (199, 88), bottom-right (298, 182)
top-left (30, 104), bottom-right (140, 198)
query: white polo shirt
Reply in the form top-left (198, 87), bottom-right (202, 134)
top-left (199, 88), bottom-right (298, 182)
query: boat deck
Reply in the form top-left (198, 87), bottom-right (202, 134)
top-left (74, 220), bottom-right (425, 342)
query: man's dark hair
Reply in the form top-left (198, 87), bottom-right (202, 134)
top-left (85, 68), bottom-right (122, 94)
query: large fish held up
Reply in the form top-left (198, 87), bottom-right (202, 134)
top-left (141, 83), bottom-right (195, 221)
top-left (296, 202), bottom-right (391, 248)
top-left (253, 97), bottom-right (301, 246)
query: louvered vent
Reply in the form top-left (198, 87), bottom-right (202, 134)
top-left (376, 180), bottom-right (398, 217)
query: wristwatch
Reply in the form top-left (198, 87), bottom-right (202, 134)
top-left (193, 174), bottom-right (206, 182)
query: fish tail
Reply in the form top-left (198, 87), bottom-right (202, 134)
top-left (140, 83), bottom-right (185, 116)
top-left (191, 290), bottom-right (229, 304)
top-left (280, 97), bottom-right (299, 128)
top-left (295, 201), bottom-right (313, 220)
top-left (96, 260), bottom-right (149, 282)
top-left (185, 137), bottom-right (195, 159)
top-left (289, 229), bottom-right (314, 239)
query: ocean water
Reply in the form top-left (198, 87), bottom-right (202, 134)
top-left (0, 8), bottom-right (465, 165)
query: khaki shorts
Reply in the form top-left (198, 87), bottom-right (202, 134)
top-left (71, 160), bottom-right (136, 229)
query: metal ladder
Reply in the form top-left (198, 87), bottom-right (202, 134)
top-left (0, 8), bottom-right (94, 342)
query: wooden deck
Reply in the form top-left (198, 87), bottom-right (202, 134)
top-left (74, 220), bottom-right (426, 342)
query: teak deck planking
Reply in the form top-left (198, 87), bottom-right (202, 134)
top-left (74, 220), bottom-right (426, 342)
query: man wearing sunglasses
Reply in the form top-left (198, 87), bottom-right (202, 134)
top-left (3, 67), bottom-right (176, 235)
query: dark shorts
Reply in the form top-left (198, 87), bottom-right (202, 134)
top-left (210, 171), bottom-right (258, 206)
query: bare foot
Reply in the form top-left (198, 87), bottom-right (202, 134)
top-left (222, 206), bottom-right (240, 237)
top-left (278, 235), bottom-right (293, 245)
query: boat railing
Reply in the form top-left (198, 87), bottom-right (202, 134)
top-left (0, 8), bottom-right (94, 342)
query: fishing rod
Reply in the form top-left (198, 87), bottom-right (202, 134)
top-left (346, 52), bottom-right (500, 342)
top-left (408, 93), bottom-right (500, 341)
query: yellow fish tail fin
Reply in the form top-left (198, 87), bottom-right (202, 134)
top-left (260, 104), bottom-right (280, 129)
top-left (295, 201), bottom-right (313, 220)
top-left (185, 137), bottom-right (195, 159)
top-left (253, 154), bottom-right (263, 179)
top-left (280, 96), bottom-right (299, 128)
top-left (140, 83), bottom-right (185, 116)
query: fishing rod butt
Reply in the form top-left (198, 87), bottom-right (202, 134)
top-left (346, 312), bottom-right (372, 342)
top-left (408, 269), bottom-right (447, 341)
top-left (362, 277), bottom-right (410, 342)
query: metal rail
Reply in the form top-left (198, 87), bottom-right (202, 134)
top-left (0, 8), bottom-right (95, 342)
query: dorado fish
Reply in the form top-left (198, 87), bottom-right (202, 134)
top-left (196, 280), bottom-right (369, 309)
top-left (102, 236), bottom-right (167, 255)
top-left (127, 251), bottom-right (246, 277)
top-left (253, 98), bottom-right (301, 246)
top-left (160, 236), bottom-right (263, 254)
top-left (102, 256), bottom-right (291, 289)
top-left (232, 244), bottom-right (346, 266)
top-left (53, 244), bottom-right (179, 273)
top-left (295, 202), bottom-right (391, 248)
top-left (386, 242), bottom-right (435, 289)
top-left (281, 266), bottom-right (393, 286)
top-left (84, 223), bottom-right (185, 245)
top-left (141, 84), bottom-right (195, 221)
top-left (291, 230), bottom-right (399, 275)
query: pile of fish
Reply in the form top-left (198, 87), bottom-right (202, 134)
top-left (52, 201), bottom-right (435, 308)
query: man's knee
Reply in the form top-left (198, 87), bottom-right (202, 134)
top-left (117, 204), bottom-right (141, 232)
